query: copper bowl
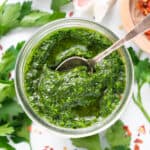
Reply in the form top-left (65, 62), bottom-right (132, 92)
top-left (121, 0), bottom-right (150, 53)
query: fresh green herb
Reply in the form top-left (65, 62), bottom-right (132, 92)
top-left (71, 120), bottom-right (131, 150)
top-left (0, 80), bottom-right (15, 102)
top-left (128, 47), bottom-right (150, 122)
top-left (0, 42), bottom-right (32, 149)
top-left (105, 146), bottom-right (130, 150)
top-left (0, 137), bottom-right (15, 150)
top-left (0, 41), bottom-right (25, 80)
top-left (134, 58), bottom-right (150, 85)
top-left (0, 98), bottom-right (22, 121)
top-left (127, 47), bottom-right (139, 65)
top-left (51, 0), bottom-right (71, 11)
top-left (18, 1), bottom-right (32, 20)
top-left (20, 11), bottom-right (65, 27)
top-left (71, 134), bottom-right (102, 150)
top-left (10, 113), bottom-right (32, 144)
top-left (0, 1), bottom-right (65, 37)
top-left (106, 121), bottom-right (131, 148)
top-left (0, 124), bottom-right (14, 136)
top-left (0, 1), bottom-right (21, 36)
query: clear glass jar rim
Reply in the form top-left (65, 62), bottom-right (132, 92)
top-left (15, 18), bottom-right (134, 138)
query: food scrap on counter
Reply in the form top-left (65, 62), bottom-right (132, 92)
top-left (138, 125), bottom-right (146, 135)
top-left (123, 125), bottom-right (132, 136)
top-left (0, 44), bottom-right (3, 50)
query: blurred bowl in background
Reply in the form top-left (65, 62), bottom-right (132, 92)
top-left (120, 0), bottom-right (150, 53)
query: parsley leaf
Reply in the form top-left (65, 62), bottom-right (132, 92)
top-left (0, 41), bottom-right (25, 80)
top-left (0, 42), bottom-right (32, 148)
top-left (0, 124), bottom-right (14, 136)
top-left (0, 98), bottom-right (22, 121)
top-left (105, 146), bottom-right (130, 150)
top-left (128, 47), bottom-right (150, 122)
top-left (0, 0), bottom-right (7, 12)
top-left (19, 1), bottom-right (32, 20)
top-left (71, 134), bottom-right (102, 150)
top-left (71, 121), bottom-right (131, 150)
top-left (106, 121), bottom-right (131, 148)
top-left (128, 47), bottom-right (139, 65)
top-left (0, 1), bottom-right (66, 36)
top-left (128, 47), bottom-right (150, 85)
top-left (10, 113), bottom-right (32, 143)
top-left (0, 137), bottom-right (15, 150)
top-left (0, 2), bottom-right (21, 36)
top-left (20, 11), bottom-right (65, 27)
top-left (51, 0), bottom-right (71, 11)
top-left (0, 80), bottom-right (15, 102)
top-left (135, 58), bottom-right (150, 85)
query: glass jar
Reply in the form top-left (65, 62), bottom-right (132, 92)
top-left (15, 18), bottom-right (134, 138)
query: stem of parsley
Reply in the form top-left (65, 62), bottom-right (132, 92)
top-left (29, 142), bottom-right (32, 150)
top-left (132, 83), bottom-right (150, 122)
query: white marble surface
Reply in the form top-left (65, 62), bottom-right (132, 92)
top-left (0, 0), bottom-right (150, 150)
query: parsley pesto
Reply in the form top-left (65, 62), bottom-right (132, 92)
top-left (24, 27), bottom-right (126, 128)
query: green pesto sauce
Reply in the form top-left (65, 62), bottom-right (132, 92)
top-left (24, 27), bottom-right (126, 129)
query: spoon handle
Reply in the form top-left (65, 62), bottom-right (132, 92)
top-left (93, 14), bottom-right (150, 63)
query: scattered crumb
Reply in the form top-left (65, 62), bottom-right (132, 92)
top-left (27, 125), bottom-right (32, 132)
top-left (0, 44), bottom-right (3, 50)
top-left (64, 146), bottom-right (67, 150)
top-left (123, 125), bottom-right (132, 136)
top-left (134, 144), bottom-right (140, 150)
top-left (138, 125), bottom-right (146, 135)
top-left (134, 138), bottom-right (143, 144)
top-left (68, 11), bottom-right (74, 17)
top-left (118, 25), bottom-right (124, 30)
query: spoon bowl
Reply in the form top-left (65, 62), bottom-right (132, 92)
top-left (56, 15), bottom-right (150, 72)
top-left (56, 56), bottom-right (91, 71)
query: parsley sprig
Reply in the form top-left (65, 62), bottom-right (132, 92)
top-left (71, 120), bottom-right (131, 150)
top-left (128, 47), bottom-right (150, 122)
top-left (0, 0), bottom-right (66, 37)
top-left (0, 42), bottom-right (32, 149)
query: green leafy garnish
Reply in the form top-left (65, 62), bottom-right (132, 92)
top-left (20, 11), bottom-right (65, 27)
top-left (0, 2), bottom-right (21, 36)
top-left (127, 47), bottom-right (139, 65)
top-left (106, 121), bottom-right (131, 148)
top-left (0, 41), bottom-right (25, 80)
top-left (71, 134), bottom-right (102, 150)
top-left (0, 80), bottom-right (15, 102)
top-left (19, 1), bottom-right (32, 20)
top-left (0, 42), bottom-right (32, 149)
top-left (0, 137), bottom-right (15, 150)
top-left (10, 113), bottom-right (32, 143)
top-left (0, 124), bottom-right (14, 136)
top-left (128, 47), bottom-right (150, 122)
top-left (135, 58), bottom-right (150, 85)
top-left (0, 98), bottom-right (22, 121)
top-left (0, 1), bottom-right (65, 36)
top-left (71, 120), bottom-right (131, 150)
top-left (51, 0), bottom-right (71, 11)
top-left (105, 146), bottom-right (130, 150)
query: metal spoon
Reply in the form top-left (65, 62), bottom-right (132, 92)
top-left (56, 15), bottom-right (150, 72)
